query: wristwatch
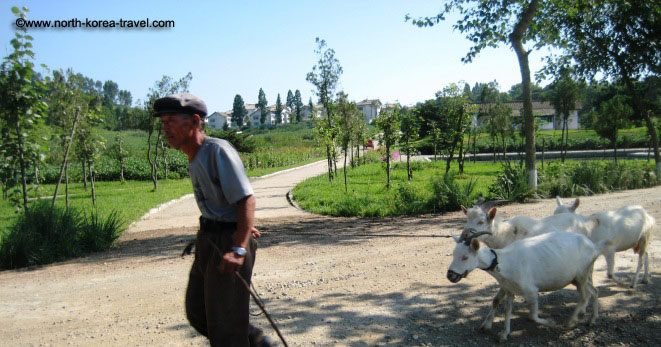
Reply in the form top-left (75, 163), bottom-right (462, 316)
top-left (231, 246), bottom-right (247, 257)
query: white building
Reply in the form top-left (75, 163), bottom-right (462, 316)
top-left (475, 101), bottom-right (581, 130)
top-left (357, 99), bottom-right (382, 124)
top-left (206, 112), bottom-right (231, 130)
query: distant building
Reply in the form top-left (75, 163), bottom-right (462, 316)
top-left (475, 101), bottom-right (581, 130)
top-left (301, 104), bottom-right (325, 120)
top-left (206, 112), bottom-right (231, 130)
top-left (357, 99), bottom-right (382, 124)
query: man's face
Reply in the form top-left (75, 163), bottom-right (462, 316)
top-left (160, 113), bottom-right (196, 149)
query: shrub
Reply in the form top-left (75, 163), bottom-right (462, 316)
top-left (0, 201), bottom-right (125, 269)
top-left (394, 183), bottom-right (428, 215)
top-left (537, 161), bottom-right (658, 198)
top-left (488, 161), bottom-right (535, 202)
top-left (429, 173), bottom-right (478, 212)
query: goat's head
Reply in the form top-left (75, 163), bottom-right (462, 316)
top-left (447, 231), bottom-right (492, 283)
top-left (461, 203), bottom-right (498, 240)
top-left (553, 196), bottom-right (580, 215)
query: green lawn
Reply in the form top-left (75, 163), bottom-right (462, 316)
top-left (0, 179), bottom-right (193, 235)
top-left (293, 160), bottom-right (498, 217)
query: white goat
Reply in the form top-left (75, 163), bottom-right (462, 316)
top-left (460, 203), bottom-right (594, 249)
top-left (447, 230), bottom-right (606, 342)
top-left (554, 196), bottom-right (655, 288)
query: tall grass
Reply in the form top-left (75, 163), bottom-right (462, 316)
top-left (0, 201), bottom-right (124, 269)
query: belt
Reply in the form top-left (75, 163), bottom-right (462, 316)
top-left (199, 216), bottom-right (237, 232)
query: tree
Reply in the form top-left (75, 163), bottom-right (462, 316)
top-left (375, 107), bottom-right (401, 189)
top-left (294, 90), bottom-right (303, 122)
top-left (275, 93), bottom-right (283, 126)
top-left (286, 90), bottom-right (294, 112)
top-left (546, 1), bottom-right (661, 176)
top-left (102, 80), bottom-right (119, 107)
top-left (0, 7), bottom-right (48, 210)
top-left (592, 95), bottom-right (632, 163)
top-left (436, 83), bottom-right (475, 174)
top-left (112, 133), bottom-right (128, 183)
top-left (547, 68), bottom-right (578, 162)
top-left (408, 0), bottom-right (552, 189)
top-left (118, 90), bottom-right (132, 106)
top-left (232, 94), bottom-right (246, 128)
top-left (306, 37), bottom-right (343, 181)
top-left (400, 108), bottom-right (420, 181)
top-left (335, 92), bottom-right (359, 191)
top-left (142, 73), bottom-right (192, 191)
top-left (257, 88), bottom-right (268, 126)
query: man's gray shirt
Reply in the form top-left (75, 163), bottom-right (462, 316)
top-left (189, 137), bottom-right (253, 222)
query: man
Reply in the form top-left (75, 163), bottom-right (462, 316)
top-left (153, 93), bottom-right (271, 346)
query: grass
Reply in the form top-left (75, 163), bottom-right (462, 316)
top-left (0, 179), bottom-right (193, 237)
top-left (292, 159), bottom-right (498, 217)
top-left (293, 157), bottom-right (658, 217)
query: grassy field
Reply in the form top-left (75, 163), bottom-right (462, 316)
top-left (292, 157), bottom-right (658, 217)
top-left (0, 179), bottom-right (193, 236)
top-left (293, 159), bottom-right (498, 217)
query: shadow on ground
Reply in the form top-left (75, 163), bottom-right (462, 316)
top-left (257, 277), bottom-right (660, 346)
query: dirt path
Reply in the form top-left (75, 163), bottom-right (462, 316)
top-left (1, 165), bottom-right (659, 346)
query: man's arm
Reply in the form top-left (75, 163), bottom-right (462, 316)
top-left (220, 195), bottom-right (258, 273)
top-left (235, 194), bottom-right (257, 248)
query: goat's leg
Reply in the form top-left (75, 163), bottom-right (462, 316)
top-left (567, 278), bottom-right (590, 327)
top-left (642, 252), bottom-right (650, 284)
top-left (604, 249), bottom-right (629, 286)
top-left (498, 294), bottom-right (514, 342)
top-left (579, 263), bottom-right (595, 315)
top-left (525, 291), bottom-right (555, 327)
top-left (587, 283), bottom-right (599, 325)
top-left (631, 251), bottom-right (646, 288)
top-left (480, 288), bottom-right (506, 331)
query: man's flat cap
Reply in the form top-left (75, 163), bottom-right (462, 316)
top-left (153, 93), bottom-right (207, 117)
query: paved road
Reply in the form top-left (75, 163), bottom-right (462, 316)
top-left (127, 159), bottom-right (332, 233)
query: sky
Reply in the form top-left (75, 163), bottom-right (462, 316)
top-left (1, 0), bottom-right (553, 114)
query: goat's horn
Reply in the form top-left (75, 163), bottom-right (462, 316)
top-left (463, 231), bottom-right (492, 245)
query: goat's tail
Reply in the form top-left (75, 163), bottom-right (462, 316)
top-left (633, 212), bottom-right (655, 255)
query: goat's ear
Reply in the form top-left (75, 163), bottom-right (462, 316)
top-left (470, 238), bottom-right (480, 252)
top-left (487, 208), bottom-right (497, 222)
top-left (461, 205), bottom-right (468, 215)
top-left (556, 196), bottom-right (563, 207)
top-left (451, 232), bottom-right (461, 243)
top-left (571, 198), bottom-right (580, 212)
top-left (585, 217), bottom-right (600, 232)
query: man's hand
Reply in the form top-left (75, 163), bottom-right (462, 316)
top-left (218, 251), bottom-right (245, 273)
top-left (251, 226), bottom-right (261, 239)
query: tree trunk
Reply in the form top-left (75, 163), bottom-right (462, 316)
top-left (613, 140), bottom-right (618, 164)
top-left (343, 150), bottom-right (348, 193)
top-left (65, 162), bottom-right (69, 210)
top-left (52, 108), bottom-right (81, 207)
top-left (82, 160), bottom-right (88, 191)
top-left (14, 115), bottom-right (29, 211)
top-left (510, 0), bottom-right (539, 190)
top-left (326, 145), bottom-right (333, 182)
top-left (90, 161), bottom-right (97, 208)
top-left (458, 136), bottom-right (465, 174)
top-left (386, 144), bottom-right (391, 189)
top-left (119, 156), bottom-right (125, 182)
top-left (406, 139), bottom-right (412, 181)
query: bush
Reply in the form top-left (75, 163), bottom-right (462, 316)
top-left (206, 129), bottom-right (257, 153)
top-left (538, 161), bottom-right (658, 198)
top-left (0, 201), bottom-right (125, 269)
top-left (428, 173), bottom-right (478, 212)
top-left (488, 161), bottom-right (535, 202)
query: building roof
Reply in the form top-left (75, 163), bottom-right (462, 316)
top-left (357, 99), bottom-right (382, 106)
